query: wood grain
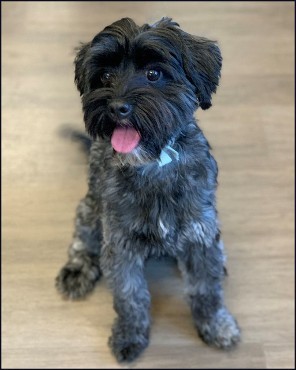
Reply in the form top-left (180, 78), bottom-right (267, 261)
top-left (2, 1), bottom-right (294, 368)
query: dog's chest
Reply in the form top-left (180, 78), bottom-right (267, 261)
top-left (137, 191), bottom-right (177, 240)
top-left (102, 170), bottom-right (181, 253)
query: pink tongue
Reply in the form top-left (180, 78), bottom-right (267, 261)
top-left (111, 127), bottom-right (141, 153)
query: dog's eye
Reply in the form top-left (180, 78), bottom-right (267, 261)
top-left (146, 69), bottom-right (162, 82)
top-left (101, 72), bottom-right (114, 84)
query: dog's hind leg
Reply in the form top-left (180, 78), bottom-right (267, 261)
top-left (177, 232), bottom-right (241, 349)
top-left (56, 191), bottom-right (102, 299)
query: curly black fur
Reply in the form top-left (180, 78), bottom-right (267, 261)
top-left (56, 17), bottom-right (240, 362)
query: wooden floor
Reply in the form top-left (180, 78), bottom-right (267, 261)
top-left (2, 1), bottom-right (294, 368)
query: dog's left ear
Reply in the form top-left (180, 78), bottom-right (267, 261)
top-left (74, 42), bottom-right (91, 96)
top-left (154, 18), bottom-right (222, 110)
top-left (181, 31), bottom-right (222, 110)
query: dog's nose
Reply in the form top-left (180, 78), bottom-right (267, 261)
top-left (109, 101), bottom-right (132, 119)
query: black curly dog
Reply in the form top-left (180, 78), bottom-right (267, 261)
top-left (56, 17), bottom-right (240, 362)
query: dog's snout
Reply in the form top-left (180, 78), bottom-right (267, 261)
top-left (109, 101), bottom-right (132, 119)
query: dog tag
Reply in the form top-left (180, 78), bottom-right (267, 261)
top-left (158, 149), bottom-right (172, 167)
top-left (157, 145), bottom-right (179, 167)
top-left (166, 146), bottom-right (179, 161)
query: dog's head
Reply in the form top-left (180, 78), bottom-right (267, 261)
top-left (74, 17), bottom-right (222, 165)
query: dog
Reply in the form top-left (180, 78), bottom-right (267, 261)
top-left (56, 17), bottom-right (240, 362)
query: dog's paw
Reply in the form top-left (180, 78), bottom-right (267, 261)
top-left (55, 261), bottom-right (101, 299)
top-left (109, 338), bottom-right (147, 362)
top-left (108, 320), bottom-right (149, 362)
top-left (197, 307), bottom-right (241, 349)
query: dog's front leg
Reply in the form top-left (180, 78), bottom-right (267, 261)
top-left (177, 231), bottom-right (240, 349)
top-left (100, 243), bottom-right (150, 362)
top-left (56, 191), bottom-right (102, 299)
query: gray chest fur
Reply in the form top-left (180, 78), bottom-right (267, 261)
top-left (89, 136), bottom-right (218, 256)
top-left (102, 169), bottom-right (179, 255)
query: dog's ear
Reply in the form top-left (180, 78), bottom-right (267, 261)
top-left (74, 42), bottom-right (91, 96)
top-left (153, 18), bottom-right (222, 110)
top-left (181, 33), bottom-right (222, 109)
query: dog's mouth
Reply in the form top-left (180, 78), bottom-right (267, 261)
top-left (111, 125), bottom-right (141, 154)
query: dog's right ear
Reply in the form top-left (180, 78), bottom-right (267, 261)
top-left (74, 42), bottom-right (91, 96)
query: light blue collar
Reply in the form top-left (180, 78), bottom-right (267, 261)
top-left (157, 145), bottom-right (179, 167)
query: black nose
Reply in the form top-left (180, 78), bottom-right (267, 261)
top-left (109, 101), bottom-right (132, 119)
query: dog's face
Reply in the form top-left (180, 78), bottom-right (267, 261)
top-left (75, 17), bottom-right (222, 165)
